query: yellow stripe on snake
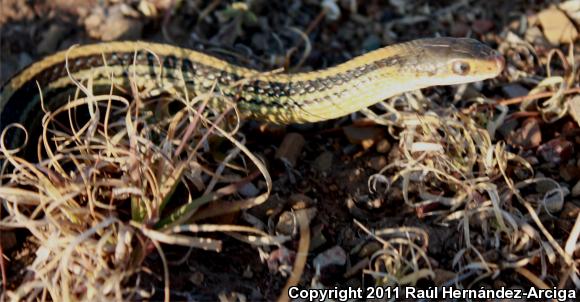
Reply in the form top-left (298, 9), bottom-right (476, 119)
top-left (0, 37), bottom-right (504, 142)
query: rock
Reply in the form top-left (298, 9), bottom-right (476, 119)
top-left (276, 211), bottom-right (295, 235)
top-left (358, 241), bottom-right (381, 258)
top-left (367, 156), bottom-right (387, 171)
top-left (38, 24), bottom-right (68, 54)
top-left (309, 224), bottom-right (327, 251)
top-left (537, 8), bottom-right (578, 45)
top-left (239, 182), bottom-right (259, 198)
top-left (343, 126), bottom-right (383, 150)
top-left (150, 0), bottom-right (174, 11)
top-left (275, 133), bottom-right (305, 167)
top-left (85, 5), bottom-right (144, 41)
top-left (84, 8), bottom-right (105, 39)
top-left (375, 139), bottom-right (391, 154)
top-left (289, 193), bottom-right (316, 210)
top-left (49, 0), bottom-right (97, 15)
top-left (557, 202), bottom-right (580, 231)
top-left (560, 165), bottom-right (580, 182)
top-left (243, 266), bottom-right (253, 278)
top-left (313, 151), bottom-right (333, 173)
top-left (559, 202), bottom-right (580, 219)
top-left (568, 95), bottom-right (580, 127)
top-left (362, 34), bottom-right (382, 51)
top-left (508, 118), bottom-right (542, 149)
top-left (255, 122), bottom-right (286, 138)
top-left (267, 247), bottom-right (294, 272)
top-left (562, 120), bottom-right (578, 137)
top-left (275, 208), bottom-right (317, 236)
top-left (313, 246), bottom-right (347, 270)
top-left (189, 271), bottom-right (204, 286)
top-left (0, 231), bottom-right (17, 251)
top-left (450, 22), bottom-right (470, 37)
top-left (101, 13), bottom-right (143, 41)
top-left (543, 189), bottom-right (565, 212)
top-left (472, 19), bottom-right (494, 34)
top-left (343, 258), bottom-right (369, 278)
top-left (247, 195), bottom-right (286, 220)
top-left (560, 0), bottom-right (580, 24)
top-left (525, 26), bottom-right (551, 46)
top-left (502, 84), bottom-right (529, 98)
top-left (498, 118), bottom-right (519, 139)
top-left (537, 138), bottom-right (574, 164)
top-left (572, 180), bottom-right (580, 197)
top-left (432, 269), bottom-right (456, 286)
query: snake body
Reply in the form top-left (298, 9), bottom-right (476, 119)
top-left (0, 37), bottom-right (503, 140)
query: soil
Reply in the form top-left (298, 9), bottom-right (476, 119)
top-left (1, 0), bottom-right (579, 300)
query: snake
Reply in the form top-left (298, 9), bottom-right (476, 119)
top-left (0, 37), bottom-right (503, 149)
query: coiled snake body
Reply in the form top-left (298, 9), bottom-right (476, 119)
top-left (0, 37), bottom-right (503, 146)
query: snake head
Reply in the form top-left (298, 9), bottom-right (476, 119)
top-left (406, 37), bottom-right (504, 86)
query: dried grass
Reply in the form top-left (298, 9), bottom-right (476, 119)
top-left (0, 49), bottom-right (282, 301)
top-left (360, 38), bottom-right (580, 290)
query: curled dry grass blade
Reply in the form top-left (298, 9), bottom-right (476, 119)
top-left (363, 40), bottom-right (579, 288)
top-left (355, 220), bottom-right (434, 287)
top-left (0, 48), bottom-right (279, 301)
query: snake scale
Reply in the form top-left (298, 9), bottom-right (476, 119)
top-left (0, 37), bottom-right (504, 149)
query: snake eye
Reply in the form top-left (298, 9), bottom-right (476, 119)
top-left (452, 61), bottom-right (470, 75)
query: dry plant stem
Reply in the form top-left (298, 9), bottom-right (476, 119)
top-left (497, 87), bottom-right (580, 106)
top-left (506, 111), bottom-right (539, 120)
top-left (546, 48), bottom-right (571, 78)
top-left (195, 0), bottom-right (222, 31)
top-left (284, 6), bottom-right (326, 70)
top-left (515, 267), bottom-right (555, 301)
top-left (161, 0), bottom-right (178, 43)
top-left (278, 210), bottom-right (310, 302)
top-left (0, 229), bottom-right (6, 293)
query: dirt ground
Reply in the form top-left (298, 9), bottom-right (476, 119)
top-left (1, 0), bottom-right (580, 301)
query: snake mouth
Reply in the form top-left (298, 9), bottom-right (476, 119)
top-left (492, 51), bottom-right (505, 73)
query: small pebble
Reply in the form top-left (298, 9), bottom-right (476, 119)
top-left (362, 34), bottom-right (382, 51)
top-left (243, 266), bottom-right (253, 278)
top-left (472, 19), bottom-right (494, 34)
top-left (239, 182), bottom-right (259, 198)
top-left (508, 118), bottom-right (541, 149)
top-left (450, 22), bottom-right (469, 37)
top-left (502, 84), bottom-right (529, 98)
top-left (367, 156), bottom-right (387, 171)
top-left (189, 271), bottom-right (204, 286)
top-left (309, 224), bottom-right (327, 251)
top-left (560, 165), bottom-right (580, 182)
top-left (343, 126), bottom-right (383, 150)
top-left (537, 138), bottom-right (574, 165)
top-left (432, 268), bottom-right (456, 286)
top-left (313, 151), bottom-right (333, 173)
top-left (0, 231), bottom-right (17, 251)
top-left (313, 246), bottom-right (347, 270)
top-left (375, 139), bottom-right (391, 154)
top-left (569, 95), bottom-right (580, 126)
top-left (276, 133), bottom-right (305, 167)
top-left (276, 211), bottom-right (295, 235)
top-left (276, 208), bottom-right (317, 236)
top-left (38, 24), bottom-right (68, 54)
top-left (560, 202), bottom-right (580, 219)
top-left (538, 7), bottom-right (578, 45)
top-left (358, 241), bottom-right (381, 258)
top-left (572, 180), bottom-right (580, 197)
top-left (289, 193), bottom-right (316, 210)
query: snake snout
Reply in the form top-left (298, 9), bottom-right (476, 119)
top-left (488, 49), bottom-right (505, 72)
